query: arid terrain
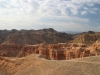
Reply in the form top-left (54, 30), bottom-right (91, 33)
top-left (0, 29), bottom-right (100, 75)
top-left (0, 54), bottom-right (100, 75)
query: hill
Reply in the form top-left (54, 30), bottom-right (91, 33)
top-left (73, 31), bottom-right (100, 46)
top-left (2, 28), bottom-right (72, 45)
top-left (0, 29), bottom-right (18, 44)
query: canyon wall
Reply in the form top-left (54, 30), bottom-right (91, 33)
top-left (0, 42), bottom-right (100, 60)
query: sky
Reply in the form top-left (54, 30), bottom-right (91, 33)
top-left (0, 0), bottom-right (100, 31)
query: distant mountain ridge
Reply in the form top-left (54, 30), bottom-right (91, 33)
top-left (0, 29), bottom-right (18, 44)
top-left (64, 31), bottom-right (82, 34)
top-left (0, 28), bottom-right (73, 45)
top-left (1, 29), bottom-right (100, 46)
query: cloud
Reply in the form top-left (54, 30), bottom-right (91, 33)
top-left (1, 0), bottom-right (99, 16)
top-left (0, 0), bottom-right (100, 31)
top-left (92, 8), bottom-right (98, 11)
top-left (83, 6), bottom-right (99, 14)
top-left (81, 11), bottom-right (87, 15)
top-left (72, 0), bottom-right (100, 4)
top-left (90, 11), bottom-right (97, 14)
top-left (88, 3), bottom-right (94, 6)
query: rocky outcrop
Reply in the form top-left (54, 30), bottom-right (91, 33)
top-left (15, 43), bottom-right (91, 60)
top-left (17, 45), bottom-right (40, 57)
top-left (93, 38), bottom-right (100, 49)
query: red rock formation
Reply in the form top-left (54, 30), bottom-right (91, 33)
top-left (87, 47), bottom-right (100, 56)
top-left (66, 50), bottom-right (75, 60)
top-left (0, 43), bottom-right (99, 60)
top-left (47, 48), bottom-right (66, 60)
top-left (0, 44), bottom-right (24, 57)
top-left (82, 49), bottom-right (90, 57)
top-left (17, 45), bottom-right (40, 57)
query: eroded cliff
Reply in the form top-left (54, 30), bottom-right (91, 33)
top-left (0, 42), bottom-right (99, 60)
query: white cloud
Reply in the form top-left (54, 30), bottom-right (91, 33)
top-left (72, 0), bottom-right (100, 4)
top-left (0, 0), bottom-right (100, 31)
top-left (92, 8), bottom-right (99, 11)
top-left (87, 3), bottom-right (94, 6)
top-left (81, 11), bottom-right (87, 15)
top-left (90, 11), bottom-right (97, 14)
top-left (83, 7), bottom-right (98, 14)
top-left (83, 7), bottom-right (89, 10)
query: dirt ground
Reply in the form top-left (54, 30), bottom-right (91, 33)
top-left (0, 54), bottom-right (100, 75)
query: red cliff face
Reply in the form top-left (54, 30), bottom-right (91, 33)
top-left (0, 44), bottom-right (24, 57)
top-left (0, 43), bottom-right (99, 60)
top-left (37, 43), bottom-right (93, 59)
top-left (17, 45), bottom-right (39, 57)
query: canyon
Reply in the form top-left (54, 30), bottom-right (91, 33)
top-left (0, 29), bottom-right (100, 61)
top-left (0, 28), bottom-right (100, 75)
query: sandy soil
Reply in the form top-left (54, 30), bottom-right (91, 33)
top-left (0, 54), bottom-right (100, 75)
